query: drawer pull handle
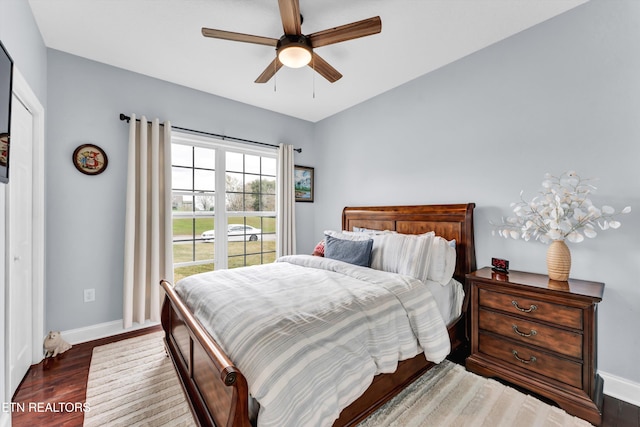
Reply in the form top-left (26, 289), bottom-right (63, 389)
top-left (512, 325), bottom-right (537, 337)
top-left (512, 300), bottom-right (537, 313)
top-left (512, 350), bottom-right (537, 364)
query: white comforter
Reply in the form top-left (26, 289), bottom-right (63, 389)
top-left (175, 255), bottom-right (450, 427)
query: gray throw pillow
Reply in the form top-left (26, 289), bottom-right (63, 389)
top-left (324, 234), bottom-right (373, 267)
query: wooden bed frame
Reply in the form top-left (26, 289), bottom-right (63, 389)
top-left (160, 203), bottom-right (476, 427)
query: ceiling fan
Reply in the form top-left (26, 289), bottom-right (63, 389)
top-left (201, 0), bottom-right (382, 83)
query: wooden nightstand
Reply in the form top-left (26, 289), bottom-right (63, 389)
top-left (465, 267), bottom-right (604, 426)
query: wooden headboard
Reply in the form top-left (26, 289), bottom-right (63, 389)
top-left (342, 204), bottom-right (476, 282)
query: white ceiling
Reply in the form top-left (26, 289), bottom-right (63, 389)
top-left (28, 0), bottom-right (588, 122)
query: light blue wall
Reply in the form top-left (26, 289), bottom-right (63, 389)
top-left (313, 0), bottom-right (640, 383)
top-left (0, 0), bottom-right (47, 103)
top-left (6, 0), bottom-right (640, 395)
top-left (45, 49), bottom-right (315, 331)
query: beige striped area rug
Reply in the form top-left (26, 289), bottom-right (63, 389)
top-left (359, 360), bottom-right (591, 427)
top-left (83, 331), bottom-right (194, 427)
top-left (84, 331), bottom-right (591, 427)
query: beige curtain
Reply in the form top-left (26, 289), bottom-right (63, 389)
top-left (276, 143), bottom-right (296, 256)
top-left (123, 115), bottom-right (173, 328)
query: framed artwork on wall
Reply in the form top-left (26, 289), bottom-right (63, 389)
top-left (73, 143), bottom-right (108, 175)
top-left (294, 165), bottom-right (314, 202)
top-left (0, 40), bottom-right (14, 184)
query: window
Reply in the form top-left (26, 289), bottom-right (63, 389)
top-left (171, 133), bottom-right (277, 282)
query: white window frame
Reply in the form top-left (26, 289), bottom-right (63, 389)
top-left (172, 131), bottom-right (278, 271)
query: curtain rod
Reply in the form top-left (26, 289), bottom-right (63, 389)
top-left (119, 113), bottom-right (302, 153)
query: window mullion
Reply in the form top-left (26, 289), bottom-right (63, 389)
top-left (191, 146), bottom-right (196, 263)
top-left (214, 147), bottom-right (227, 269)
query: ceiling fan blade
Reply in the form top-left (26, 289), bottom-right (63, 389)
top-left (202, 28), bottom-right (278, 47)
top-left (255, 57), bottom-right (284, 83)
top-left (278, 0), bottom-right (302, 35)
top-left (309, 53), bottom-right (342, 83)
top-left (308, 16), bottom-right (382, 48)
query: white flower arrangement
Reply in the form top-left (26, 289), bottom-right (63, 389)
top-left (494, 171), bottom-right (631, 244)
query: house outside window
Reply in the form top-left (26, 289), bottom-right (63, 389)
top-left (171, 132), bottom-right (277, 282)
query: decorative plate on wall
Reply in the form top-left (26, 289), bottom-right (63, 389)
top-left (73, 144), bottom-right (108, 175)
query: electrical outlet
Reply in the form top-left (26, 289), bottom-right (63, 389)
top-left (84, 288), bottom-right (95, 303)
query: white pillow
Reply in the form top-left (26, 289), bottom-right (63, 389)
top-left (370, 232), bottom-right (435, 282)
top-left (353, 227), bottom-right (397, 235)
top-left (443, 243), bottom-right (456, 284)
top-left (324, 230), bottom-right (373, 241)
top-left (427, 236), bottom-right (457, 285)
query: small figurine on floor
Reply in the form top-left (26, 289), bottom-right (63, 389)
top-left (43, 331), bottom-right (72, 357)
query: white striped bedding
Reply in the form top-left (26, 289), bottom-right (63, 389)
top-left (175, 254), bottom-right (451, 427)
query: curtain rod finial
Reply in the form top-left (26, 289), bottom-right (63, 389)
top-left (119, 113), bottom-right (131, 123)
top-left (294, 148), bottom-right (302, 153)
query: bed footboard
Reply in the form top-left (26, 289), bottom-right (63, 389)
top-left (161, 280), bottom-right (251, 427)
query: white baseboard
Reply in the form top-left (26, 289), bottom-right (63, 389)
top-left (60, 319), bottom-right (160, 345)
top-left (600, 370), bottom-right (640, 407)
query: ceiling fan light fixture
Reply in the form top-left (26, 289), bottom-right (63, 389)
top-left (277, 35), bottom-right (312, 68)
top-left (279, 46), bottom-right (311, 68)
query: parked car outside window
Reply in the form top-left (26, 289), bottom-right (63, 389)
top-left (201, 224), bottom-right (261, 242)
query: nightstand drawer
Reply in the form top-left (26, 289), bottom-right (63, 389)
top-left (479, 309), bottom-right (582, 359)
top-left (478, 333), bottom-right (582, 389)
top-left (479, 288), bottom-right (582, 330)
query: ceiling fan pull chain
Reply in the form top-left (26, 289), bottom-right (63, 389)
top-left (274, 55), bottom-right (277, 92)
top-left (312, 55), bottom-right (316, 99)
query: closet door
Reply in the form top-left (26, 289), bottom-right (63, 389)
top-left (7, 95), bottom-right (34, 397)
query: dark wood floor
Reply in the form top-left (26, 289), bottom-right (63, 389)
top-left (11, 326), bottom-right (640, 427)
top-left (11, 325), bottom-right (162, 427)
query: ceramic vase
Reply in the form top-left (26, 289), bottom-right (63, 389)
top-left (546, 240), bottom-right (571, 281)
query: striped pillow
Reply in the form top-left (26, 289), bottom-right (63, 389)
top-left (428, 236), bottom-right (457, 285)
top-left (371, 232), bottom-right (435, 282)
